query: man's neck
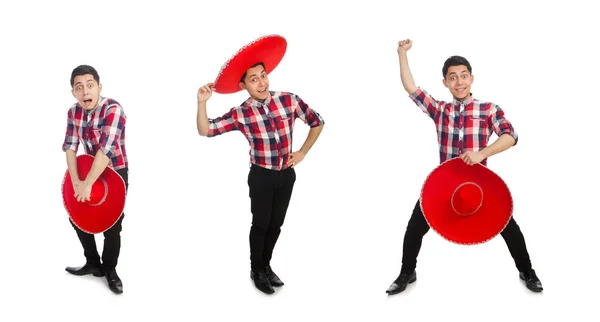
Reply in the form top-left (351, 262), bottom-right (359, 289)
top-left (453, 93), bottom-right (473, 105)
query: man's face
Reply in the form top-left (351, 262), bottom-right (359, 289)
top-left (239, 65), bottom-right (269, 101)
top-left (443, 65), bottom-right (473, 101)
top-left (71, 74), bottom-right (102, 110)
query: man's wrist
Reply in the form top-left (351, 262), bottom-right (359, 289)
top-left (84, 177), bottom-right (96, 186)
top-left (481, 148), bottom-right (493, 158)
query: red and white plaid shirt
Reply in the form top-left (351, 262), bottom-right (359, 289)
top-left (62, 96), bottom-right (128, 170)
top-left (410, 88), bottom-right (518, 166)
top-left (208, 91), bottom-right (325, 170)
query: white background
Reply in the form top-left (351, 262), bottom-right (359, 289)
top-left (1, 0), bottom-right (598, 321)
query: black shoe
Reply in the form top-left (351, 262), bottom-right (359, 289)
top-left (519, 269), bottom-right (543, 292)
top-left (386, 271), bottom-right (417, 295)
top-left (265, 265), bottom-right (284, 287)
top-left (105, 269), bottom-right (123, 294)
top-left (250, 270), bottom-right (275, 294)
top-left (65, 262), bottom-right (104, 277)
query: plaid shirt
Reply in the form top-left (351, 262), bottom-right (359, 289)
top-left (208, 91), bottom-right (325, 170)
top-left (410, 88), bottom-right (518, 166)
top-left (62, 96), bottom-right (128, 170)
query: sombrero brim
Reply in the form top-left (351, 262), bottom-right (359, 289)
top-left (62, 154), bottom-right (126, 234)
top-left (420, 157), bottom-right (513, 245)
top-left (213, 34), bottom-right (287, 94)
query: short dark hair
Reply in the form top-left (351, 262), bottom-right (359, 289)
top-left (442, 56), bottom-right (472, 78)
top-left (70, 65), bottom-right (100, 87)
top-left (239, 62), bottom-right (265, 83)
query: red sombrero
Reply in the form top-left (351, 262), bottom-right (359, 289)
top-left (420, 157), bottom-right (513, 245)
top-left (62, 154), bottom-right (126, 234)
top-left (213, 34), bottom-right (287, 94)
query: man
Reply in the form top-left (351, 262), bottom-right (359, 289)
top-left (386, 39), bottom-right (543, 295)
top-left (62, 65), bottom-right (128, 294)
top-left (196, 35), bottom-right (325, 295)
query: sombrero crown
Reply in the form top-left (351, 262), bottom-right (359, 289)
top-left (213, 34), bottom-right (287, 94)
top-left (420, 157), bottom-right (513, 245)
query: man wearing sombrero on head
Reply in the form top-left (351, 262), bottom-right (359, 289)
top-left (61, 65), bottom-right (129, 294)
top-left (385, 39), bottom-right (543, 295)
top-left (196, 35), bottom-right (325, 295)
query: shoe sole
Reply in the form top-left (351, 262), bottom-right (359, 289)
top-left (66, 270), bottom-right (105, 277)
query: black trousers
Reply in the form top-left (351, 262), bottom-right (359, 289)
top-left (247, 164), bottom-right (296, 271)
top-left (70, 167), bottom-right (128, 270)
top-left (400, 199), bottom-right (533, 274)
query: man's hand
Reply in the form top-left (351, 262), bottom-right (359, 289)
top-left (198, 82), bottom-right (214, 103)
top-left (287, 151), bottom-right (306, 168)
top-left (73, 180), bottom-right (92, 202)
top-left (397, 39), bottom-right (412, 54)
top-left (460, 151), bottom-right (486, 166)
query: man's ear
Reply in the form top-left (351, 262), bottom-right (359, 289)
top-left (239, 82), bottom-right (246, 90)
top-left (442, 78), bottom-right (448, 88)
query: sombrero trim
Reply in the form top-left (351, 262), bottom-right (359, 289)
top-left (418, 157), bottom-right (514, 246)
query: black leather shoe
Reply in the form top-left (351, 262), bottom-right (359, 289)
top-left (105, 269), bottom-right (123, 294)
top-left (65, 263), bottom-right (104, 277)
top-left (519, 269), bottom-right (543, 292)
top-left (386, 271), bottom-right (417, 295)
top-left (250, 270), bottom-right (275, 294)
top-left (265, 265), bottom-right (284, 287)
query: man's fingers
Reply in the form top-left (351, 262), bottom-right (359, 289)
top-left (460, 155), bottom-right (470, 164)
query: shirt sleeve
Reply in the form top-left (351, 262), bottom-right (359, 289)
top-left (99, 103), bottom-right (126, 158)
top-left (489, 104), bottom-right (519, 145)
top-left (207, 107), bottom-right (240, 137)
top-left (293, 94), bottom-right (325, 128)
top-left (409, 87), bottom-right (442, 120)
top-left (62, 109), bottom-right (79, 152)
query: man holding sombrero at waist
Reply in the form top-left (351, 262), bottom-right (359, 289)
top-left (386, 39), bottom-right (543, 295)
top-left (196, 35), bottom-right (325, 295)
top-left (61, 65), bottom-right (128, 294)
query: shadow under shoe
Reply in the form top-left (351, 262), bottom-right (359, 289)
top-left (65, 262), bottom-right (104, 277)
top-left (519, 268), bottom-right (543, 292)
top-left (265, 265), bottom-right (284, 287)
top-left (251, 270), bottom-right (275, 294)
top-left (386, 271), bottom-right (417, 295)
top-left (105, 269), bottom-right (123, 294)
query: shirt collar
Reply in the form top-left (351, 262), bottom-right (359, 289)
top-left (246, 92), bottom-right (272, 109)
top-left (452, 93), bottom-right (474, 107)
